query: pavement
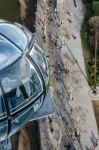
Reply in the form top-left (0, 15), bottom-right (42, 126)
top-left (57, 0), bottom-right (99, 149)
top-left (35, 0), bottom-right (99, 149)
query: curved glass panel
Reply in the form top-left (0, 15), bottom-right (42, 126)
top-left (0, 122), bottom-right (7, 141)
top-left (0, 88), bottom-right (6, 118)
top-left (10, 95), bottom-right (44, 136)
top-left (10, 106), bottom-right (33, 136)
top-left (0, 22), bottom-right (49, 141)
top-left (29, 44), bottom-right (49, 85)
top-left (15, 23), bottom-right (33, 43)
top-left (0, 58), bottom-right (43, 114)
top-left (0, 23), bottom-right (28, 50)
top-left (0, 36), bottom-right (5, 42)
top-left (33, 94), bottom-right (44, 112)
top-left (0, 41), bottom-right (22, 70)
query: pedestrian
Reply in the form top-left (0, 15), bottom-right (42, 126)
top-left (93, 140), bottom-right (98, 148)
top-left (92, 143), bottom-right (97, 149)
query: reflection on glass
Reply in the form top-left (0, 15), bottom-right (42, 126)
top-left (0, 88), bottom-right (6, 118)
top-left (1, 58), bottom-right (42, 113)
top-left (0, 42), bottom-right (22, 71)
top-left (33, 98), bottom-right (41, 112)
top-left (0, 24), bottom-right (28, 50)
top-left (0, 122), bottom-right (7, 141)
top-left (10, 106), bottom-right (33, 136)
top-left (0, 21), bottom-right (49, 141)
top-left (29, 44), bottom-right (49, 85)
top-left (33, 94), bottom-right (44, 112)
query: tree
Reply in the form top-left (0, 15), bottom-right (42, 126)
top-left (89, 16), bottom-right (99, 93)
top-left (89, 16), bottom-right (99, 30)
top-left (82, 0), bottom-right (92, 4)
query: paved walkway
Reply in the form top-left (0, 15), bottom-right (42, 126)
top-left (35, 0), bottom-right (99, 149)
top-left (57, 0), bottom-right (99, 149)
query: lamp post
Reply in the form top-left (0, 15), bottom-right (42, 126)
top-left (93, 31), bottom-right (98, 94)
